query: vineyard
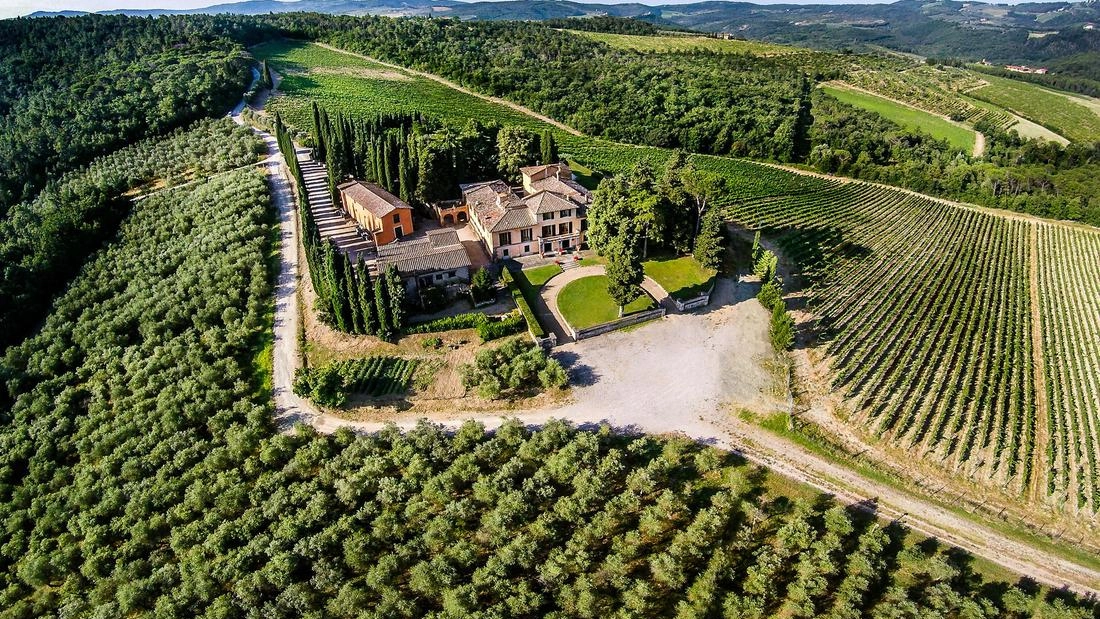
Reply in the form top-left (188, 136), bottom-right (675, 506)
top-left (1035, 224), bottom-right (1100, 511)
top-left (726, 180), bottom-right (1100, 514)
top-left (969, 73), bottom-right (1100, 143)
top-left (842, 65), bottom-right (1017, 132)
top-left (335, 356), bottom-right (419, 397)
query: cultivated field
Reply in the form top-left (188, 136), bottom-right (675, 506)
top-left (257, 38), bottom-right (1100, 517)
top-left (571, 30), bottom-right (801, 55)
top-left (821, 83), bottom-right (977, 152)
top-left (843, 66), bottom-right (1018, 134)
top-left (970, 73), bottom-right (1100, 143)
top-left (725, 182), bottom-right (1100, 514)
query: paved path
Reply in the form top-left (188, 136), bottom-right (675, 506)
top-left (297, 152), bottom-right (376, 261)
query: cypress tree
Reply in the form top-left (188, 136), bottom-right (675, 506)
top-left (385, 266), bottom-right (406, 334)
top-left (313, 103), bottom-right (327, 162)
top-left (383, 137), bottom-right (394, 193)
top-left (398, 146), bottom-right (411, 204)
top-left (541, 129), bottom-right (558, 165)
top-left (358, 257), bottom-right (377, 335)
top-left (374, 274), bottom-right (391, 340)
top-left (261, 59), bottom-right (273, 89)
top-left (344, 254), bottom-right (362, 334)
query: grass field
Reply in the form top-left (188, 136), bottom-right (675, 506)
top-left (643, 256), bottom-right (717, 300)
top-left (962, 94), bottom-right (1069, 144)
top-left (571, 30), bottom-right (799, 55)
top-left (822, 83), bottom-right (977, 153)
top-left (970, 74), bottom-right (1100, 143)
top-left (558, 276), bottom-right (656, 329)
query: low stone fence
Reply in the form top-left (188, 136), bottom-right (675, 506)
top-left (531, 331), bottom-right (558, 349)
top-left (670, 280), bottom-right (715, 312)
top-left (571, 307), bottom-right (666, 341)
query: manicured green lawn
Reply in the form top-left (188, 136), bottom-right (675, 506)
top-left (557, 275), bottom-right (656, 329)
top-left (643, 256), bottom-right (717, 300)
top-left (565, 158), bottom-right (602, 190)
top-left (521, 264), bottom-right (563, 289)
top-left (821, 84), bottom-right (976, 153)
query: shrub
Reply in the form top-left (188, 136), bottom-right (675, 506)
top-left (501, 269), bottom-right (546, 338)
top-left (406, 313), bottom-right (487, 334)
top-left (470, 268), bottom-right (496, 304)
top-left (461, 338), bottom-right (566, 399)
top-left (419, 285), bottom-right (448, 312)
top-left (769, 304), bottom-right (795, 352)
top-left (293, 366), bottom-right (346, 407)
top-left (476, 312), bottom-right (526, 343)
top-left (422, 337), bottom-right (443, 350)
top-left (757, 281), bottom-right (783, 311)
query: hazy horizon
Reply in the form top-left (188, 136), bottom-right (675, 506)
top-left (0, 0), bottom-right (1081, 20)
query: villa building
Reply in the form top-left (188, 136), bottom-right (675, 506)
top-left (461, 163), bottom-right (591, 260)
top-left (337, 180), bottom-right (414, 247)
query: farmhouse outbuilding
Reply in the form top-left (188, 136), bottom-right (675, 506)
top-left (337, 180), bottom-right (414, 247)
top-left (376, 228), bottom-right (472, 293)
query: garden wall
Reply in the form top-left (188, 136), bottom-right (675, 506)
top-left (571, 307), bottom-right (666, 341)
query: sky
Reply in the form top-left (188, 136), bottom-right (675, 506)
top-left (0, 0), bottom-right (1077, 19)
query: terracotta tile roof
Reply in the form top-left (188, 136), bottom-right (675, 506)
top-left (519, 163), bottom-right (570, 177)
top-left (376, 229), bottom-right (471, 276)
top-left (529, 176), bottom-right (591, 204)
top-left (493, 206), bottom-right (536, 232)
top-left (338, 180), bottom-right (411, 219)
top-left (524, 191), bottom-right (576, 215)
top-left (461, 180), bottom-right (522, 233)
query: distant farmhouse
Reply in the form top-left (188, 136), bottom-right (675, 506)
top-left (338, 180), bottom-right (414, 246)
top-left (459, 163), bottom-right (591, 259)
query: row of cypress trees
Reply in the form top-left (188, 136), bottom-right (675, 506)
top-left (313, 103), bottom-right (426, 207)
top-left (276, 112), bottom-right (408, 339)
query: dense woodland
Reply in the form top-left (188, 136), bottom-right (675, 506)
top-left (0, 16), bottom-right (264, 212)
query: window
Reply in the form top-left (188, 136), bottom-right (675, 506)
top-left (520, 228), bottom-right (533, 242)
top-left (447, 271), bottom-right (456, 278)
top-left (542, 225), bottom-right (554, 237)
top-left (559, 209), bottom-right (572, 218)
top-left (558, 222), bottom-right (572, 236)
top-left (542, 212), bottom-right (554, 221)
top-left (523, 245), bottom-right (530, 253)
top-left (502, 248), bottom-right (509, 257)
top-left (435, 273), bottom-right (444, 281)
top-left (392, 213), bottom-right (401, 224)
top-left (498, 232), bottom-right (512, 246)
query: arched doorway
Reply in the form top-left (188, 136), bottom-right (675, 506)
top-left (457, 211), bottom-right (469, 223)
top-left (443, 214), bottom-right (455, 225)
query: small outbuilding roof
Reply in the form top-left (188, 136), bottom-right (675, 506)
top-left (376, 229), bottom-right (471, 276)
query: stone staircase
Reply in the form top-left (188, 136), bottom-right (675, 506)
top-left (296, 149), bottom-right (376, 261)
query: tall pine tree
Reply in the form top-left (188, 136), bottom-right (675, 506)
top-left (357, 257), bottom-right (377, 336)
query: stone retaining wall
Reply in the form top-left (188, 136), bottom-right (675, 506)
top-left (571, 307), bottom-right (667, 341)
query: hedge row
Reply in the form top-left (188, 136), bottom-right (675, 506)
top-left (501, 269), bottom-right (546, 338)
top-left (405, 313), bottom-right (487, 334)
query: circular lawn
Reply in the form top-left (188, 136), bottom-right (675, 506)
top-left (556, 275), bottom-right (656, 330)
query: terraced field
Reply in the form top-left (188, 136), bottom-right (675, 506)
top-left (969, 74), bottom-right (1100, 143)
top-left (725, 182), bottom-right (1100, 514)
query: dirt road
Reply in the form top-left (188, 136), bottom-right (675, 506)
top-left (247, 57), bottom-right (1100, 595)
